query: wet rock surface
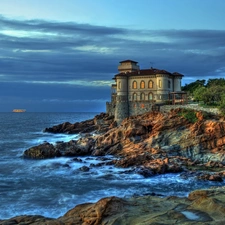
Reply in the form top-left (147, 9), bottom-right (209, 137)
top-left (2, 187), bottom-right (225, 224)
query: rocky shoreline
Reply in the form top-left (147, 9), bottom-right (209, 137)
top-left (1, 187), bottom-right (225, 225)
top-left (2, 109), bottom-right (225, 224)
top-left (23, 109), bottom-right (225, 181)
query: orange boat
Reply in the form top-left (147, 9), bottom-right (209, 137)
top-left (12, 109), bottom-right (26, 113)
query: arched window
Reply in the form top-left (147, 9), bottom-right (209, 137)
top-left (140, 80), bottom-right (145, 89)
top-left (140, 92), bottom-right (145, 100)
top-left (132, 81), bottom-right (137, 89)
top-left (159, 80), bottom-right (162, 88)
top-left (148, 92), bottom-right (153, 100)
top-left (133, 93), bottom-right (137, 101)
top-left (148, 80), bottom-right (153, 88)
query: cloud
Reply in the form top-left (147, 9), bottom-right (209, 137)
top-left (0, 15), bottom-right (225, 111)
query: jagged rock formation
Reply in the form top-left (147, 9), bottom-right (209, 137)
top-left (44, 113), bottom-right (115, 134)
top-left (1, 187), bottom-right (225, 224)
top-left (93, 109), bottom-right (225, 174)
top-left (24, 109), bottom-right (225, 179)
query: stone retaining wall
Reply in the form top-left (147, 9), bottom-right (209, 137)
top-left (160, 104), bottom-right (220, 115)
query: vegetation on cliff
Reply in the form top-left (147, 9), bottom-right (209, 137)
top-left (182, 78), bottom-right (225, 115)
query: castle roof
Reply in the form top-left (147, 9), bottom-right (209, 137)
top-left (172, 72), bottom-right (184, 76)
top-left (119, 59), bottom-right (138, 64)
top-left (114, 68), bottom-right (183, 77)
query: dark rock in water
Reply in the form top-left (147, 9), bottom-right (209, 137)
top-left (89, 162), bottom-right (106, 167)
top-left (135, 167), bottom-right (154, 177)
top-left (55, 140), bottom-right (92, 156)
top-left (23, 137), bottom-right (96, 159)
top-left (44, 113), bottom-right (115, 134)
top-left (198, 173), bottom-right (223, 182)
top-left (71, 157), bottom-right (83, 162)
top-left (79, 166), bottom-right (90, 172)
top-left (23, 142), bottom-right (61, 159)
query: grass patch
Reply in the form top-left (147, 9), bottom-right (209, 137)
top-left (178, 109), bottom-right (198, 123)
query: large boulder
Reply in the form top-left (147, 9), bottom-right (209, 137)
top-left (23, 142), bottom-right (61, 159)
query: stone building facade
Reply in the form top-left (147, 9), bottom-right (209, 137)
top-left (106, 60), bottom-right (184, 124)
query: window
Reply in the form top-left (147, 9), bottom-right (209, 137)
top-left (140, 92), bottom-right (145, 100)
top-left (148, 80), bottom-right (153, 88)
top-left (148, 92), bottom-right (153, 100)
top-left (159, 80), bottom-right (162, 88)
top-left (132, 81), bottom-right (137, 89)
top-left (168, 80), bottom-right (171, 89)
top-left (140, 80), bottom-right (145, 89)
top-left (118, 81), bottom-right (121, 90)
top-left (133, 93), bottom-right (137, 101)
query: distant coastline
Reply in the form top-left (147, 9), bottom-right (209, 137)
top-left (12, 109), bottom-right (26, 113)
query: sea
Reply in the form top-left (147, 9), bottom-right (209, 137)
top-left (0, 112), bottom-right (225, 220)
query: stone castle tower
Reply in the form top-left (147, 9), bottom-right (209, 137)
top-left (114, 60), bottom-right (140, 124)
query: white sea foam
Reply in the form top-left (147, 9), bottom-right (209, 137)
top-left (27, 132), bottom-right (79, 145)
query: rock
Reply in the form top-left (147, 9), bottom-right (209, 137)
top-left (0, 215), bottom-right (54, 225)
top-left (198, 173), bottom-right (223, 182)
top-left (55, 139), bottom-right (93, 156)
top-left (79, 166), bottom-right (90, 172)
top-left (71, 157), bottom-right (83, 162)
top-left (3, 188), bottom-right (225, 224)
top-left (44, 113), bottom-right (115, 134)
top-left (93, 109), bottom-right (225, 174)
top-left (23, 142), bottom-right (61, 159)
top-left (24, 109), bottom-right (225, 174)
top-left (23, 138), bottom-right (95, 159)
top-left (135, 166), bottom-right (154, 177)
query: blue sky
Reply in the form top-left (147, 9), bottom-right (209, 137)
top-left (0, 0), bottom-right (225, 112)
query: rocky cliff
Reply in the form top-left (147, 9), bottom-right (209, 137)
top-left (24, 109), bottom-right (225, 179)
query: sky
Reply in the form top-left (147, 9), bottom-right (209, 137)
top-left (0, 0), bottom-right (225, 112)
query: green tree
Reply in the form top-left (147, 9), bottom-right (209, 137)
top-left (206, 78), bottom-right (225, 87)
top-left (201, 86), bottom-right (225, 105)
top-left (182, 80), bottom-right (206, 98)
top-left (193, 86), bottom-right (207, 102)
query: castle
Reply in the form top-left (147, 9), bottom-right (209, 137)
top-left (106, 60), bottom-right (184, 124)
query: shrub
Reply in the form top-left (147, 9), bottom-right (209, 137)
top-left (178, 109), bottom-right (198, 123)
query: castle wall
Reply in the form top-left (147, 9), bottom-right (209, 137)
top-left (106, 102), bottom-right (115, 116)
top-left (115, 95), bottom-right (129, 124)
top-left (129, 101), bottom-right (153, 116)
top-left (173, 78), bottom-right (182, 91)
